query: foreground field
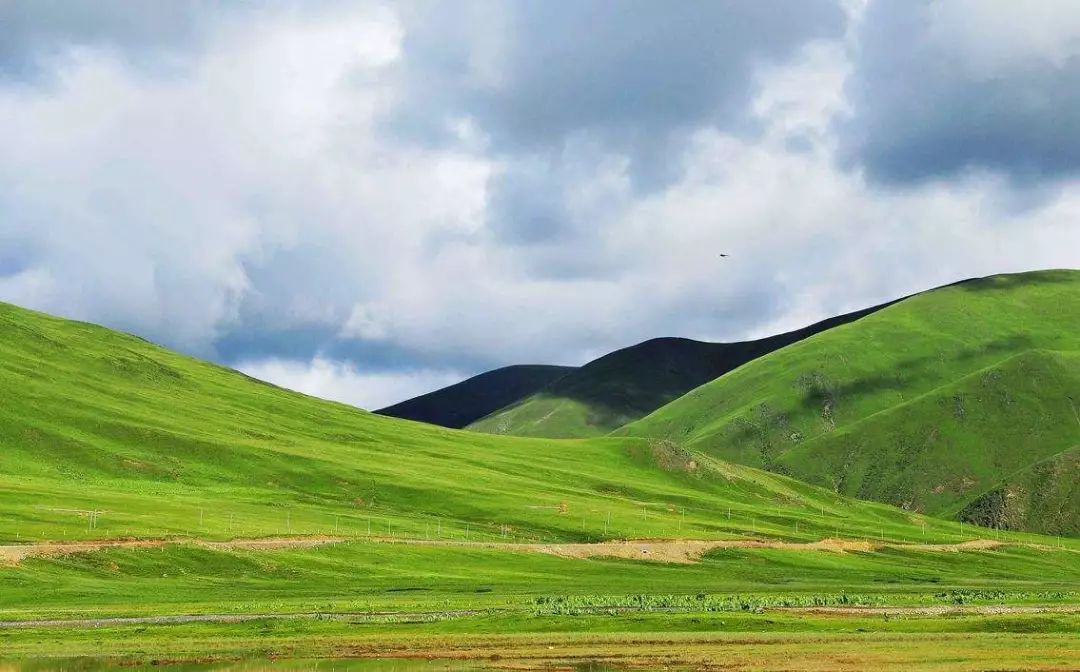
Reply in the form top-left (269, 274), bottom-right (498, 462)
top-left (3, 540), bottom-right (1079, 618)
top-left (0, 539), bottom-right (1078, 668)
top-left (3, 609), bottom-right (1079, 670)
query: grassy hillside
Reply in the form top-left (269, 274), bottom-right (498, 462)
top-left (621, 270), bottom-right (1080, 534)
top-left (468, 302), bottom-right (893, 439)
top-left (0, 298), bottom-right (980, 546)
top-left (376, 364), bottom-right (574, 428)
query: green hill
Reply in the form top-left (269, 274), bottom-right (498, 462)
top-left (620, 270), bottom-right (1080, 534)
top-left (376, 364), bottom-right (574, 427)
top-left (468, 303), bottom-right (893, 439)
top-left (0, 299), bottom-right (960, 546)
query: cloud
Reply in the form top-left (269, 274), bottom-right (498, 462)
top-left (0, 2), bottom-right (476, 354)
top-left (0, 0), bottom-right (223, 81)
top-left (843, 0), bottom-right (1080, 184)
top-left (391, 0), bottom-right (848, 244)
top-left (236, 357), bottom-right (465, 410)
top-left (393, 1), bottom-right (846, 149)
top-left (0, 1), bottom-right (1078, 410)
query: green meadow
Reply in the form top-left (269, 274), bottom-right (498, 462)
top-left (0, 297), bottom-right (1025, 546)
top-left (0, 273), bottom-right (1078, 669)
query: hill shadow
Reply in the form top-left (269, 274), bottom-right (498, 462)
top-left (794, 334), bottom-right (1036, 411)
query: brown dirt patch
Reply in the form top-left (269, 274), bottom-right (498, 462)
top-left (0, 536), bottom-right (345, 565)
top-left (395, 537), bottom-right (1013, 564)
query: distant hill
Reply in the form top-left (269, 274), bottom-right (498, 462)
top-left (376, 364), bottom-right (574, 428)
top-left (467, 303), bottom-right (895, 438)
top-left (620, 270), bottom-right (1080, 534)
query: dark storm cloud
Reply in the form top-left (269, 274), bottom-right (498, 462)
top-left (843, 1), bottom-right (1080, 184)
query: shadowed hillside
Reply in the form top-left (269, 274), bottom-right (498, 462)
top-left (467, 302), bottom-right (895, 438)
top-left (620, 270), bottom-right (1080, 535)
top-left (377, 364), bottom-right (574, 427)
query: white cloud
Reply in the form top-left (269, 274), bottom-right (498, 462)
top-left (926, 0), bottom-right (1080, 71)
top-left (0, 2), bottom-right (491, 355)
top-left (236, 357), bottom-right (465, 410)
top-left (340, 302), bottom-right (391, 341)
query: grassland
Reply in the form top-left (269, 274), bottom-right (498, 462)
top-left (622, 270), bottom-right (1080, 534)
top-left (1, 539), bottom-right (1079, 668)
top-left (0, 298), bottom-right (1021, 547)
top-left (4, 611), bottom-right (1079, 670)
top-left (0, 295), bottom-right (1078, 669)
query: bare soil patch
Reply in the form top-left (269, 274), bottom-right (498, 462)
top-left (395, 537), bottom-right (1013, 563)
top-left (0, 535), bottom-right (344, 565)
top-left (0, 534), bottom-right (1053, 567)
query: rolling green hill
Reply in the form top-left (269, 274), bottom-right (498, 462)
top-left (620, 270), bottom-right (1080, 534)
top-left (376, 364), bottom-right (574, 427)
top-left (0, 298), bottom-right (965, 546)
top-left (468, 302), bottom-right (893, 439)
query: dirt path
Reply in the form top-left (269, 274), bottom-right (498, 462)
top-left (0, 535), bottom-right (344, 565)
top-left (394, 537), bottom-right (1009, 563)
top-left (0, 534), bottom-right (1065, 567)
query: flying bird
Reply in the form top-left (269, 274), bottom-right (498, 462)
top-left (719, 253), bottom-right (730, 258)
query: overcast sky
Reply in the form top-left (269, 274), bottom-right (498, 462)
top-left (2, 0), bottom-right (1080, 409)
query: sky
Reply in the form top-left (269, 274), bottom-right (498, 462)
top-left (2, 0), bottom-right (1080, 410)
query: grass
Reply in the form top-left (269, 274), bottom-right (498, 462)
top-left (0, 293), bottom-right (1078, 668)
top-left (0, 297), bottom-right (1043, 547)
top-left (3, 612), bottom-right (1080, 670)
top-left (3, 541), bottom-right (1079, 620)
top-left (621, 270), bottom-right (1080, 534)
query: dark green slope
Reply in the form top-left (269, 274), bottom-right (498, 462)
top-left (468, 302), bottom-right (894, 438)
top-left (376, 364), bottom-right (574, 428)
top-left (620, 270), bottom-right (1080, 534)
